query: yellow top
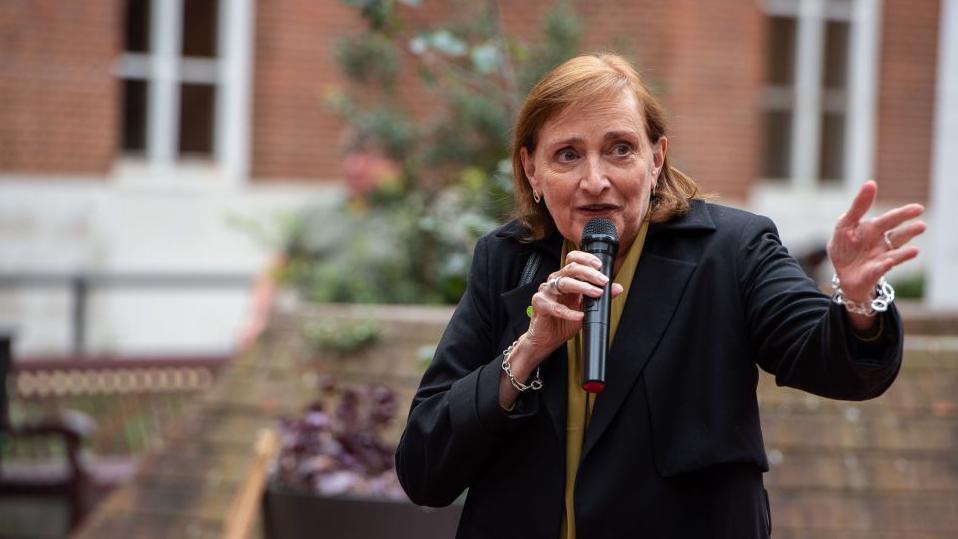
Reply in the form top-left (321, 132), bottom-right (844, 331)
top-left (560, 217), bottom-right (650, 539)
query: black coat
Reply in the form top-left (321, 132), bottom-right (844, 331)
top-left (396, 201), bottom-right (902, 538)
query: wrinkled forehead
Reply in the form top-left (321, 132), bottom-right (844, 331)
top-left (537, 89), bottom-right (648, 145)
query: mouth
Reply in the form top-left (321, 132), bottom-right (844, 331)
top-left (577, 203), bottom-right (619, 217)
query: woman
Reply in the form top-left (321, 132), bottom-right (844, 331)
top-left (395, 53), bottom-right (925, 538)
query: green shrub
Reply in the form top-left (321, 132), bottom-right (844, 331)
top-left (306, 320), bottom-right (382, 356)
top-left (892, 273), bottom-right (924, 299)
top-left (281, 1), bottom-right (634, 305)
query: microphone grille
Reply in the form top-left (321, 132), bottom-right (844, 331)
top-left (581, 218), bottom-right (618, 243)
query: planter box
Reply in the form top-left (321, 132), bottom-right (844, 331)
top-left (262, 486), bottom-right (463, 539)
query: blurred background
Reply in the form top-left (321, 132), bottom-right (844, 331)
top-left (0, 0), bottom-right (956, 538)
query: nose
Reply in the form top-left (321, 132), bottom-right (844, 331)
top-left (579, 155), bottom-right (610, 195)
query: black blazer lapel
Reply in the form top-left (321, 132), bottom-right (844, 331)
top-left (580, 251), bottom-right (697, 461)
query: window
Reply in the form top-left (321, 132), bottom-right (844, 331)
top-left (762, 16), bottom-right (797, 179)
top-left (819, 20), bottom-right (849, 183)
top-left (117, 0), bottom-right (251, 174)
top-left (120, 0), bottom-right (152, 154)
top-left (762, 0), bottom-right (870, 188)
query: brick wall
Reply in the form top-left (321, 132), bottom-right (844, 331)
top-left (0, 0), bottom-right (941, 206)
top-left (0, 0), bottom-right (120, 174)
top-left (875, 0), bottom-right (941, 203)
top-left (657, 0), bottom-right (764, 200)
top-left (249, 0), bottom-right (763, 200)
top-left (249, 0), bottom-right (360, 180)
top-left (72, 301), bottom-right (958, 538)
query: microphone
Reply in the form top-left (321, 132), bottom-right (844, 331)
top-left (580, 218), bottom-right (618, 394)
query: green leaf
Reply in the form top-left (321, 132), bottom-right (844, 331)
top-left (470, 42), bottom-right (501, 74)
top-left (335, 34), bottom-right (400, 85)
top-left (427, 29), bottom-right (468, 57)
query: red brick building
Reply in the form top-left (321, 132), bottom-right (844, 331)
top-left (0, 0), bottom-right (953, 354)
top-left (0, 0), bottom-right (942, 199)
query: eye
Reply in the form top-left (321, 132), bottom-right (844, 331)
top-left (556, 148), bottom-right (579, 163)
top-left (611, 142), bottom-right (634, 157)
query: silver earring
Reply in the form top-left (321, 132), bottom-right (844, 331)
top-left (533, 190), bottom-right (541, 204)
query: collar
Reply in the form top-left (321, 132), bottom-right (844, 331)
top-left (651, 199), bottom-right (716, 232)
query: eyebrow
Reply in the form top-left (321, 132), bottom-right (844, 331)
top-left (546, 130), bottom-right (641, 148)
top-left (549, 136), bottom-right (585, 148)
top-left (603, 130), bottom-right (641, 141)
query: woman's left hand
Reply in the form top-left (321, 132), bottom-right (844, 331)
top-left (827, 180), bottom-right (926, 304)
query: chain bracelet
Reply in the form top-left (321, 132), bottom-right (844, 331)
top-left (501, 339), bottom-right (543, 392)
top-left (831, 274), bottom-right (895, 317)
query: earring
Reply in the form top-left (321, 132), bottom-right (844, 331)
top-left (533, 190), bottom-right (541, 204)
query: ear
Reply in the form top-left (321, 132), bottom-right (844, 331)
top-left (652, 136), bottom-right (668, 172)
top-left (520, 146), bottom-right (540, 192)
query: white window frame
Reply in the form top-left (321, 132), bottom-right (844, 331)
top-left (928, 0), bottom-right (958, 308)
top-left (760, 0), bottom-right (882, 193)
top-left (114, 0), bottom-right (254, 187)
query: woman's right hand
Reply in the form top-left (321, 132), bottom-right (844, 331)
top-left (526, 250), bottom-right (624, 359)
top-left (499, 250), bottom-right (624, 409)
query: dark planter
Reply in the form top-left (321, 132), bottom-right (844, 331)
top-left (262, 485), bottom-right (463, 539)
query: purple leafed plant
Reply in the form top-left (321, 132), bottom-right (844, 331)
top-left (273, 377), bottom-right (406, 500)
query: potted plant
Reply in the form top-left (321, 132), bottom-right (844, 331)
top-left (262, 378), bottom-right (462, 539)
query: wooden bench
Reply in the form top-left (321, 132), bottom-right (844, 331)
top-left (0, 333), bottom-right (228, 535)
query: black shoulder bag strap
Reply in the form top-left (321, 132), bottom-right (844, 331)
top-left (519, 251), bottom-right (542, 287)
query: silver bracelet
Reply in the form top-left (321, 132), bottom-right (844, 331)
top-left (831, 274), bottom-right (895, 317)
top-left (501, 339), bottom-right (542, 392)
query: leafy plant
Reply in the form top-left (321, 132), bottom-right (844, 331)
top-left (892, 273), bottom-right (924, 299)
top-left (281, 1), bottom-right (593, 304)
top-left (306, 320), bottom-right (381, 356)
top-left (273, 379), bottom-right (405, 499)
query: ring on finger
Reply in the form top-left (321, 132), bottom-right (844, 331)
top-left (549, 276), bottom-right (563, 294)
top-left (883, 230), bottom-right (894, 250)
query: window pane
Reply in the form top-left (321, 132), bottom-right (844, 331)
top-left (182, 0), bottom-right (218, 57)
top-left (178, 83), bottom-right (216, 157)
top-left (763, 110), bottom-right (792, 180)
top-left (822, 20), bottom-right (849, 90)
top-left (818, 112), bottom-right (845, 183)
top-left (766, 17), bottom-right (796, 85)
top-left (121, 79), bottom-right (148, 153)
top-left (125, 0), bottom-right (151, 53)
top-left (824, 0), bottom-right (854, 19)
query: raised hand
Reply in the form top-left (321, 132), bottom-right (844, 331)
top-left (828, 180), bottom-right (925, 305)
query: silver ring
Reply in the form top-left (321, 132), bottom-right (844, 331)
top-left (883, 230), bottom-right (894, 250)
top-left (549, 276), bottom-right (563, 293)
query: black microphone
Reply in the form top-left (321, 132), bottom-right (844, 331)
top-left (580, 218), bottom-right (618, 393)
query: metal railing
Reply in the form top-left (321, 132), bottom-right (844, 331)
top-left (0, 271), bottom-right (255, 356)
